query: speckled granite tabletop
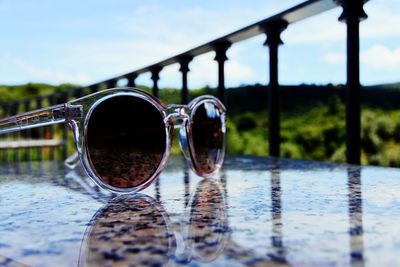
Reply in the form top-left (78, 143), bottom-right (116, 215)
top-left (0, 156), bottom-right (399, 267)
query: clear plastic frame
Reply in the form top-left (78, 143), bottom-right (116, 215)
top-left (0, 88), bottom-right (227, 193)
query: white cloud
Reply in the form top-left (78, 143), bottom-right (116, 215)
top-left (361, 3), bottom-right (400, 38)
top-left (190, 54), bottom-right (218, 87)
top-left (226, 59), bottom-right (255, 84)
top-left (323, 52), bottom-right (346, 64)
top-left (361, 44), bottom-right (400, 69)
top-left (189, 52), bottom-right (255, 88)
top-left (74, 2), bottom-right (294, 87)
top-left (3, 0), bottom-right (400, 86)
top-left (295, 66), bottom-right (305, 75)
top-left (284, 9), bottom-right (345, 45)
top-left (29, 4), bottom-right (268, 86)
top-left (284, 1), bottom-right (400, 45)
top-left (13, 58), bottom-right (91, 84)
top-left (134, 4), bottom-right (162, 16)
top-left (119, 1), bottom-right (399, 87)
top-left (322, 44), bottom-right (400, 72)
top-left (53, 1), bottom-right (262, 88)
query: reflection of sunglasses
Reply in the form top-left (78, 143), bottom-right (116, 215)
top-left (0, 88), bottom-right (226, 193)
top-left (79, 178), bottom-right (229, 266)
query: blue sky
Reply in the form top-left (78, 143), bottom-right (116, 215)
top-left (1, 0), bottom-right (399, 88)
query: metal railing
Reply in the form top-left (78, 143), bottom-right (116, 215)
top-left (0, 0), bottom-right (368, 164)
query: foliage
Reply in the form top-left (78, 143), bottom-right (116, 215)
top-left (3, 83), bottom-right (400, 167)
top-left (0, 83), bottom-right (77, 102)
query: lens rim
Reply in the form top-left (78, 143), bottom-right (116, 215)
top-left (186, 96), bottom-right (226, 177)
top-left (81, 90), bottom-right (172, 193)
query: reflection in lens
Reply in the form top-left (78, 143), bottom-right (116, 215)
top-left (191, 101), bottom-right (225, 175)
top-left (184, 178), bottom-right (229, 263)
top-left (86, 95), bottom-right (166, 189)
top-left (79, 195), bottom-right (175, 267)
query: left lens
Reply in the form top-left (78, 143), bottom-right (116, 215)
top-left (86, 95), bottom-right (166, 189)
top-left (190, 100), bottom-right (225, 175)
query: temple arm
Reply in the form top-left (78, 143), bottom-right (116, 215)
top-left (0, 104), bottom-right (83, 135)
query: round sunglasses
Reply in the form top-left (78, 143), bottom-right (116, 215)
top-left (0, 88), bottom-right (226, 193)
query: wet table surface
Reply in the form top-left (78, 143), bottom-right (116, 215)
top-left (0, 156), bottom-right (399, 267)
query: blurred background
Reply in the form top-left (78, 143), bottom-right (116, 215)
top-left (1, 0), bottom-right (400, 166)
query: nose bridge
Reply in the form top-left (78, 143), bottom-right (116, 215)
top-left (165, 104), bottom-right (190, 127)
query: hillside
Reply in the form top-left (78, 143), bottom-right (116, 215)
top-left (1, 83), bottom-right (400, 166)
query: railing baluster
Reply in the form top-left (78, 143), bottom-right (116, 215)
top-left (82, 87), bottom-right (90, 96)
top-left (213, 41), bottom-right (231, 104)
top-left (151, 66), bottom-right (163, 98)
top-left (36, 96), bottom-right (44, 161)
top-left (178, 56), bottom-right (193, 104)
top-left (61, 91), bottom-right (69, 160)
top-left (90, 84), bottom-right (99, 94)
top-left (11, 101), bottom-right (20, 162)
top-left (23, 99), bottom-right (32, 161)
top-left (261, 20), bottom-right (287, 158)
top-left (338, 0), bottom-right (367, 164)
top-left (1, 103), bottom-right (10, 162)
top-left (127, 73), bottom-right (138, 88)
top-left (49, 94), bottom-right (57, 161)
top-left (106, 79), bottom-right (117, 88)
top-left (74, 87), bottom-right (83, 99)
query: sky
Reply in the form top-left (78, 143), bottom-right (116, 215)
top-left (1, 0), bottom-right (399, 88)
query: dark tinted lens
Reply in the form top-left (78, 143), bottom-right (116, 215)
top-left (86, 95), bottom-right (166, 189)
top-left (191, 101), bottom-right (224, 174)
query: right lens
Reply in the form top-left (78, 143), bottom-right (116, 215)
top-left (190, 100), bottom-right (225, 175)
top-left (86, 94), bottom-right (166, 190)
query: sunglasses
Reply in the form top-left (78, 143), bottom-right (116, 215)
top-left (0, 88), bottom-right (226, 193)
